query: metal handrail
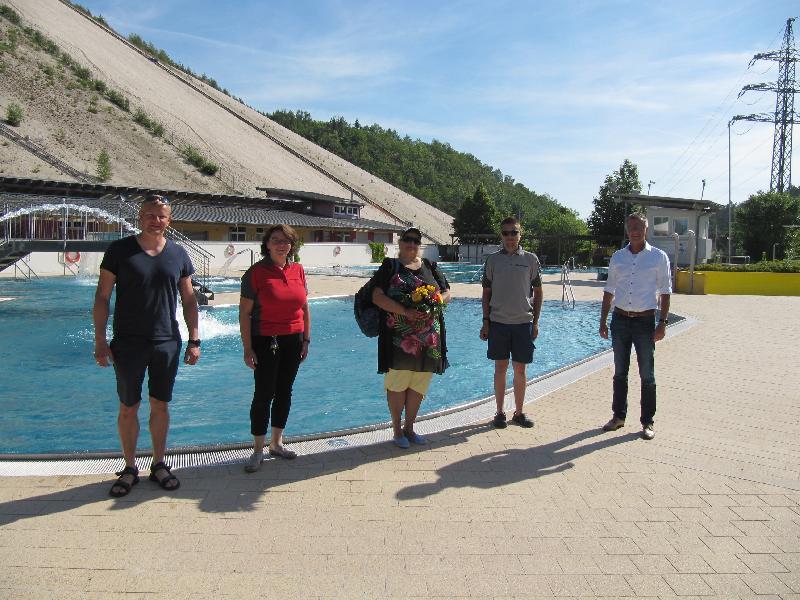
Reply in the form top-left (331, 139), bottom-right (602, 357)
top-left (13, 254), bottom-right (38, 280)
top-left (561, 262), bottom-right (576, 308)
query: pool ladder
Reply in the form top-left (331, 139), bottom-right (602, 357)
top-left (561, 260), bottom-right (576, 308)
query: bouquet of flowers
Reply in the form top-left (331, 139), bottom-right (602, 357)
top-left (386, 273), bottom-right (446, 358)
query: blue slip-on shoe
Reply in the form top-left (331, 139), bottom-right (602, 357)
top-left (406, 431), bottom-right (428, 445)
top-left (392, 435), bottom-right (410, 449)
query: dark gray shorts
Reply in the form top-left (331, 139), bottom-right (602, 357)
top-left (487, 321), bottom-right (535, 364)
top-left (110, 338), bottom-right (181, 406)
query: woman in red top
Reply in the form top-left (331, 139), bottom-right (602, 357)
top-left (239, 225), bottom-right (311, 472)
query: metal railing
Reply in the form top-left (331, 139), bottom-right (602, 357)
top-left (561, 260), bottom-right (576, 309)
top-left (13, 254), bottom-right (38, 280)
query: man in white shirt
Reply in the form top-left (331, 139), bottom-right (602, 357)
top-left (599, 213), bottom-right (671, 440)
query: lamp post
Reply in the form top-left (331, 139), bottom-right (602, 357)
top-left (647, 180), bottom-right (655, 195)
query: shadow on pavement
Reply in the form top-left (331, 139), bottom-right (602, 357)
top-left (396, 427), bottom-right (639, 500)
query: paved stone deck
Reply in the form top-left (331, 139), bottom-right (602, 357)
top-left (1, 275), bottom-right (798, 599)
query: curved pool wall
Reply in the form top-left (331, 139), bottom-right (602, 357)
top-left (0, 277), bottom-right (614, 456)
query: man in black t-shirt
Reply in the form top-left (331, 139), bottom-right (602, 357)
top-left (93, 195), bottom-right (201, 497)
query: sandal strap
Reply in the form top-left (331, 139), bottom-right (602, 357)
top-left (151, 461), bottom-right (171, 473)
top-left (114, 465), bottom-right (139, 477)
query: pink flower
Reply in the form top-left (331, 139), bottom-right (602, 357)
top-left (400, 335), bottom-right (422, 356)
top-left (386, 315), bottom-right (396, 328)
top-left (425, 332), bottom-right (439, 348)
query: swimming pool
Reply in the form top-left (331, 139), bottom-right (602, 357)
top-left (304, 263), bottom-right (581, 284)
top-left (214, 263), bottom-right (599, 290)
top-left (0, 277), bottom-right (610, 454)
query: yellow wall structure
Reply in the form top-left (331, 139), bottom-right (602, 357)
top-left (676, 271), bottom-right (800, 296)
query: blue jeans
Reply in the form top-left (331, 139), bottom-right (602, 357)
top-left (610, 313), bottom-right (656, 426)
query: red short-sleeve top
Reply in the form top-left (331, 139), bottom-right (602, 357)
top-left (241, 260), bottom-right (307, 336)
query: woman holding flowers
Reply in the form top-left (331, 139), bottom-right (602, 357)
top-left (371, 227), bottom-right (450, 448)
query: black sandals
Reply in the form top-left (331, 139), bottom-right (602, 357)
top-left (109, 465), bottom-right (139, 498)
top-left (148, 461), bottom-right (180, 491)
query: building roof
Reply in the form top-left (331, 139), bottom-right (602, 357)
top-left (171, 205), bottom-right (403, 231)
top-left (256, 187), bottom-right (364, 207)
top-left (0, 176), bottom-right (268, 205)
top-left (614, 193), bottom-right (722, 211)
top-left (0, 177), bottom-right (402, 232)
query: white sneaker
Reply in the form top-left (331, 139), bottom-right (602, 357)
top-left (244, 450), bottom-right (264, 472)
top-left (642, 424), bottom-right (655, 440)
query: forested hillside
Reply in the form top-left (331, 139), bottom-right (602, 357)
top-left (268, 110), bottom-right (583, 230)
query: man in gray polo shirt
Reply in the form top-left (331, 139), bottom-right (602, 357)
top-left (480, 217), bottom-right (543, 429)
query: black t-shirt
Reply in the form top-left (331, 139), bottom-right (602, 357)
top-left (100, 236), bottom-right (195, 341)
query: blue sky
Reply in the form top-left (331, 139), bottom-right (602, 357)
top-left (80, 0), bottom-right (797, 218)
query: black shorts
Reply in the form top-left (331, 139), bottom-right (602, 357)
top-left (110, 338), bottom-right (181, 406)
top-left (487, 321), bottom-right (535, 364)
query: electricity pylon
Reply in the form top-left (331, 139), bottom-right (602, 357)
top-left (735, 17), bottom-right (799, 192)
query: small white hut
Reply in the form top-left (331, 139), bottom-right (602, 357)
top-left (616, 194), bottom-right (722, 267)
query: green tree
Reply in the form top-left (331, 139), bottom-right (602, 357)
top-left (531, 206), bottom-right (589, 264)
top-left (5, 102), bottom-right (22, 126)
top-left (96, 148), bottom-right (112, 181)
top-left (453, 184), bottom-right (499, 242)
top-left (734, 190), bottom-right (800, 260)
top-left (587, 159), bottom-right (641, 237)
top-left (267, 110), bottom-right (571, 224)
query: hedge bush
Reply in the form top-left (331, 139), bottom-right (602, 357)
top-left (181, 145), bottom-right (218, 176)
top-left (5, 102), bottom-right (22, 126)
top-left (684, 260), bottom-right (800, 273)
top-left (0, 5), bottom-right (22, 25)
top-left (368, 241), bottom-right (386, 263)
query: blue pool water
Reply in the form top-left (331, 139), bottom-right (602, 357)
top-left (0, 277), bottom-right (610, 454)
top-left (213, 263), bottom-right (599, 291)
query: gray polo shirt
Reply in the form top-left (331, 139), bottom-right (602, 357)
top-left (481, 247), bottom-right (542, 324)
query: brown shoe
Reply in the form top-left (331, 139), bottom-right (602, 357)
top-left (602, 417), bottom-right (625, 432)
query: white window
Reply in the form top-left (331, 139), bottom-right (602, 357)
top-left (653, 216), bottom-right (669, 237)
top-left (229, 226), bottom-right (246, 242)
top-left (674, 218), bottom-right (689, 236)
top-left (334, 205), bottom-right (345, 215)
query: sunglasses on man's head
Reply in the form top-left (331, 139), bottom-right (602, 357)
top-left (501, 230), bottom-right (520, 236)
top-left (146, 194), bottom-right (170, 205)
top-left (401, 236), bottom-right (421, 244)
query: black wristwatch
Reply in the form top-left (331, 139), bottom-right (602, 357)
top-left (187, 339), bottom-right (201, 348)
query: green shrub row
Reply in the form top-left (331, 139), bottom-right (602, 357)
top-left (0, 26), bottom-right (18, 53)
top-left (181, 145), bottom-right (219, 176)
top-left (133, 108), bottom-right (164, 137)
top-left (6, 9), bottom-right (133, 115)
top-left (0, 5), bottom-right (21, 25)
top-left (368, 241), bottom-right (386, 263)
top-left (127, 33), bottom-right (229, 95)
top-left (684, 260), bottom-right (800, 273)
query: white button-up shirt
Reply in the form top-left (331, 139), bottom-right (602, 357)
top-left (604, 242), bottom-right (672, 312)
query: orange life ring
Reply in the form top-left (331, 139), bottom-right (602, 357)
top-left (224, 244), bottom-right (235, 258)
top-left (333, 245), bottom-right (341, 256)
top-left (64, 251), bottom-right (80, 264)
